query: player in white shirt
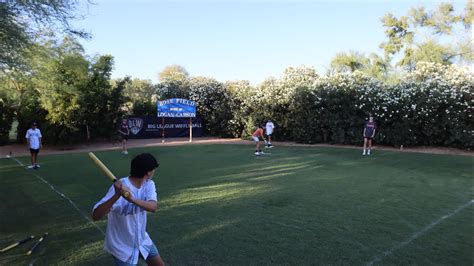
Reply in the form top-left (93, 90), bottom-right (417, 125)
top-left (92, 153), bottom-right (165, 266)
top-left (265, 120), bottom-right (275, 148)
top-left (25, 122), bottom-right (42, 169)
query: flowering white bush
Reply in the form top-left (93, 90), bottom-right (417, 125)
top-left (188, 76), bottom-right (234, 137)
top-left (225, 80), bottom-right (254, 137)
top-left (174, 62), bottom-right (473, 149)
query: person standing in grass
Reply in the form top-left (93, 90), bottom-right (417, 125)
top-left (92, 153), bottom-right (165, 266)
top-left (362, 116), bottom-right (376, 155)
top-left (118, 118), bottom-right (130, 155)
top-left (265, 120), bottom-right (275, 148)
top-left (25, 122), bottom-right (42, 169)
top-left (251, 125), bottom-right (266, 156)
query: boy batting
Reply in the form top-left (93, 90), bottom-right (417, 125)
top-left (92, 153), bottom-right (165, 266)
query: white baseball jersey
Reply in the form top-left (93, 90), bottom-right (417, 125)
top-left (93, 177), bottom-right (158, 264)
top-left (265, 121), bottom-right (275, 135)
top-left (25, 128), bottom-right (42, 149)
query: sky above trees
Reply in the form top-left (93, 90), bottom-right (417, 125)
top-left (73, 0), bottom-right (469, 84)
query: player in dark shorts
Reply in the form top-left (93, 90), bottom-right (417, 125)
top-left (362, 116), bottom-right (376, 155)
top-left (118, 119), bottom-right (130, 154)
top-left (25, 122), bottom-right (42, 169)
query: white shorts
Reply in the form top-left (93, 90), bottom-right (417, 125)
top-left (266, 131), bottom-right (273, 136)
top-left (251, 136), bottom-right (260, 143)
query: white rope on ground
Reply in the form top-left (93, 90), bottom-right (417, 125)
top-left (9, 156), bottom-right (105, 235)
top-left (367, 199), bottom-right (474, 265)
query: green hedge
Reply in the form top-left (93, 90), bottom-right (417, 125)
top-left (1, 62), bottom-right (471, 149)
top-left (216, 63), bottom-right (473, 149)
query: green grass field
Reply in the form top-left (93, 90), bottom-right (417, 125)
top-left (0, 144), bottom-right (472, 265)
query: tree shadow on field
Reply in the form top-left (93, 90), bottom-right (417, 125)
top-left (145, 146), bottom-right (474, 265)
top-left (148, 153), bottom-right (339, 265)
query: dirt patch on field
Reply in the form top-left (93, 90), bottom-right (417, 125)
top-left (0, 137), bottom-right (472, 157)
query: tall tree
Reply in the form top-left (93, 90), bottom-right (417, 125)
top-left (0, 39), bottom-right (53, 143)
top-left (80, 55), bottom-right (126, 140)
top-left (463, 0), bottom-right (473, 28)
top-left (0, 81), bottom-right (16, 144)
top-left (158, 65), bottom-right (189, 84)
top-left (2, 37), bottom-right (126, 144)
top-left (188, 76), bottom-right (232, 136)
top-left (124, 78), bottom-right (157, 102)
top-left (380, 1), bottom-right (472, 69)
top-left (330, 52), bottom-right (369, 73)
top-left (121, 78), bottom-right (158, 116)
top-left (330, 52), bottom-right (389, 80)
top-left (157, 65), bottom-right (190, 99)
top-left (0, 0), bottom-right (89, 71)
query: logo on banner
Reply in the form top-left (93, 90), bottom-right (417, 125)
top-left (128, 118), bottom-right (143, 135)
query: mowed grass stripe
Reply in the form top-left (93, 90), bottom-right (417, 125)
top-left (368, 200), bottom-right (473, 265)
top-left (0, 144), bottom-right (472, 265)
top-left (7, 156), bottom-right (105, 235)
top-left (0, 157), bottom-right (111, 265)
top-left (137, 145), bottom-right (471, 265)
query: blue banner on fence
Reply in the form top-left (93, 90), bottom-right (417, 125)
top-left (157, 98), bottom-right (196, 118)
top-left (126, 116), bottom-right (203, 139)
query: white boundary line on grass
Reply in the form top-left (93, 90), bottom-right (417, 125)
top-left (367, 199), bottom-right (474, 265)
top-left (9, 157), bottom-right (105, 235)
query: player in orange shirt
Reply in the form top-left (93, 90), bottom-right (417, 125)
top-left (251, 126), bottom-right (266, 156)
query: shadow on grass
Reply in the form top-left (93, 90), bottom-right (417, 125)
top-left (2, 144), bottom-right (472, 265)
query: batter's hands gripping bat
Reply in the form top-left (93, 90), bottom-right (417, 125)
top-left (88, 152), bottom-right (130, 198)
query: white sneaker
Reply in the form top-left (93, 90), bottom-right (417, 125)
top-left (27, 165), bottom-right (34, 169)
top-left (367, 151), bottom-right (371, 155)
top-left (122, 151), bottom-right (128, 155)
top-left (254, 152), bottom-right (261, 156)
top-left (362, 152), bottom-right (366, 156)
top-left (35, 164), bottom-right (40, 168)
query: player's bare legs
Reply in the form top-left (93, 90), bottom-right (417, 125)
top-left (122, 139), bottom-right (128, 154)
top-left (146, 255), bottom-right (165, 266)
top-left (367, 139), bottom-right (372, 155)
top-left (363, 138), bottom-right (368, 155)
